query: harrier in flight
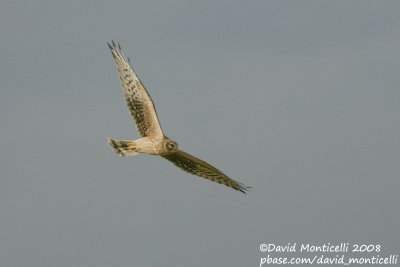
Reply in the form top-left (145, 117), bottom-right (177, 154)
top-left (107, 41), bottom-right (249, 193)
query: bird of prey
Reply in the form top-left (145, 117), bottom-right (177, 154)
top-left (107, 41), bottom-right (249, 194)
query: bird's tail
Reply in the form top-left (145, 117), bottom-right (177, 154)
top-left (107, 138), bottom-right (139, 157)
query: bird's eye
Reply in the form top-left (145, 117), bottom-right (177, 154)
top-left (169, 143), bottom-right (177, 150)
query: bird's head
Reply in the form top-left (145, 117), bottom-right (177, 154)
top-left (165, 139), bottom-right (178, 153)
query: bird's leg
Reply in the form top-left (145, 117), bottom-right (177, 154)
top-left (128, 141), bottom-right (136, 151)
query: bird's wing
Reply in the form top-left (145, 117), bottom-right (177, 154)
top-left (162, 150), bottom-right (250, 194)
top-left (108, 41), bottom-right (163, 138)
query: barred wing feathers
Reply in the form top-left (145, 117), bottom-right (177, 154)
top-left (162, 150), bottom-right (249, 194)
top-left (108, 41), bottom-right (163, 138)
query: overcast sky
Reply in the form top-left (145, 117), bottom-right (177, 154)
top-left (1, 1), bottom-right (399, 266)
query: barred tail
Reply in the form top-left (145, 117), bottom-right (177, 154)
top-left (107, 138), bottom-right (139, 157)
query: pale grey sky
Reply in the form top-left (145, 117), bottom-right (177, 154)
top-left (1, 1), bottom-right (399, 266)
